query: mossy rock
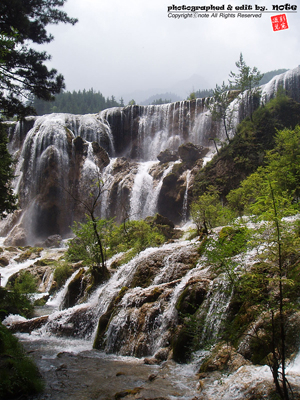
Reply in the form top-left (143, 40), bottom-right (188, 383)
top-left (172, 325), bottom-right (194, 363)
top-left (33, 258), bottom-right (56, 267)
top-left (199, 342), bottom-right (233, 373)
top-left (176, 282), bottom-right (207, 315)
top-left (61, 268), bottom-right (86, 309)
top-left (15, 247), bottom-right (43, 263)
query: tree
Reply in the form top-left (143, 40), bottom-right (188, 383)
top-left (190, 186), bottom-right (229, 235)
top-left (0, 123), bottom-right (18, 217)
top-left (208, 82), bottom-right (235, 142)
top-left (247, 180), bottom-right (298, 400)
top-left (227, 126), bottom-right (300, 216)
top-left (0, 0), bottom-right (77, 118)
top-left (68, 167), bottom-right (108, 270)
top-left (229, 53), bottom-right (263, 120)
top-left (229, 53), bottom-right (263, 93)
top-left (224, 127), bottom-right (300, 397)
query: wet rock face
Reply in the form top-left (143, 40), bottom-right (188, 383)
top-left (92, 242), bottom-right (203, 358)
top-left (178, 142), bottom-right (209, 167)
top-left (157, 149), bottom-right (179, 163)
top-left (8, 315), bottom-right (49, 333)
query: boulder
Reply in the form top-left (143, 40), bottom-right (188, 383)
top-left (0, 256), bottom-right (9, 267)
top-left (157, 149), bottom-right (179, 163)
top-left (43, 234), bottom-right (62, 248)
top-left (178, 142), bottom-right (209, 167)
top-left (8, 315), bottom-right (49, 333)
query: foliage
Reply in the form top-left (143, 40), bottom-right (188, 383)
top-left (229, 53), bottom-right (263, 120)
top-left (67, 217), bottom-right (113, 267)
top-left (187, 92), bottom-right (196, 101)
top-left (32, 88), bottom-right (123, 115)
top-left (150, 97), bottom-right (172, 105)
top-left (204, 225), bottom-right (251, 284)
top-left (0, 286), bottom-right (34, 320)
top-left (229, 52), bottom-right (263, 93)
top-left (0, 0), bottom-right (77, 118)
top-left (206, 177), bottom-right (300, 398)
top-left (109, 219), bottom-right (165, 255)
top-left (67, 218), bottom-right (166, 269)
top-left (10, 270), bottom-right (38, 294)
top-left (193, 94), bottom-right (300, 201)
top-left (0, 123), bottom-right (18, 217)
top-left (227, 126), bottom-right (300, 216)
top-left (208, 81), bottom-right (237, 141)
top-left (193, 88), bottom-right (214, 99)
top-left (190, 186), bottom-right (232, 234)
top-left (0, 322), bottom-right (44, 399)
top-left (53, 262), bottom-right (73, 287)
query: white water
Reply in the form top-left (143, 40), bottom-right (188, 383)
top-left (129, 161), bottom-right (157, 219)
top-left (182, 169), bottom-right (191, 222)
top-left (0, 253), bottom-right (42, 287)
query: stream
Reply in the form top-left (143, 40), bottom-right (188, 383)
top-left (17, 333), bottom-right (201, 400)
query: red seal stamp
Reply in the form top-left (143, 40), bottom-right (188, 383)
top-left (271, 14), bottom-right (289, 31)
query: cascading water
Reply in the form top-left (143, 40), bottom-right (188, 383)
top-left (3, 66), bottom-right (300, 244)
top-left (2, 67), bottom-right (300, 399)
top-left (182, 169), bottom-right (191, 222)
top-left (129, 161), bottom-right (156, 220)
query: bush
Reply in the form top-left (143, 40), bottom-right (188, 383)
top-left (10, 270), bottom-right (38, 294)
top-left (0, 322), bottom-right (44, 398)
top-left (67, 218), bottom-right (167, 268)
top-left (53, 262), bottom-right (73, 287)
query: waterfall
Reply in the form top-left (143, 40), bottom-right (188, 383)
top-left (129, 161), bottom-right (156, 220)
top-left (200, 277), bottom-right (233, 345)
top-left (148, 162), bottom-right (175, 215)
top-left (182, 170), bottom-right (191, 222)
top-left (2, 66), bottom-right (300, 245)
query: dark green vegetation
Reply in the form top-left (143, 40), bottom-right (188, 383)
top-left (0, 0), bottom-right (77, 118)
top-left (0, 123), bottom-right (17, 217)
top-left (190, 94), bottom-right (300, 398)
top-left (0, 2), bottom-right (76, 397)
top-left (0, 285), bottom-right (44, 399)
top-left (67, 216), bottom-right (170, 269)
top-left (191, 68), bottom-right (286, 102)
top-left (0, 271), bottom-right (38, 321)
top-left (193, 93), bottom-right (300, 201)
top-left (0, 322), bottom-right (44, 399)
top-left (32, 89), bottom-right (124, 115)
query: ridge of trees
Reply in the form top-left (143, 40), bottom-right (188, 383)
top-left (32, 89), bottom-right (125, 115)
top-left (31, 68), bottom-right (289, 116)
top-left (190, 68), bottom-right (288, 101)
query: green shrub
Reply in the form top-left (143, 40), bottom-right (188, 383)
top-left (11, 270), bottom-right (38, 294)
top-left (53, 262), bottom-right (73, 287)
top-left (0, 322), bottom-right (44, 398)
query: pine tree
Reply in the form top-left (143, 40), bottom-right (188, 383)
top-left (0, 0), bottom-right (77, 118)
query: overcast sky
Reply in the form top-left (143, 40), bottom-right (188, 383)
top-left (42, 0), bottom-right (300, 102)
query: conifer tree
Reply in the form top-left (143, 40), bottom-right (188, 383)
top-left (0, 0), bottom-right (77, 118)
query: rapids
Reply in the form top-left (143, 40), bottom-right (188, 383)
top-left (2, 228), bottom-right (300, 399)
top-left (2, 66), bottom-right (300, 398)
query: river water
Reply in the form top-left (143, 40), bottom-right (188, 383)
top-left (17, 333), bottom-right (201, 400)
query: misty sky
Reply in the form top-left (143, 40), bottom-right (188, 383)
top-left (42, 0), bottom-right (300, 102)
